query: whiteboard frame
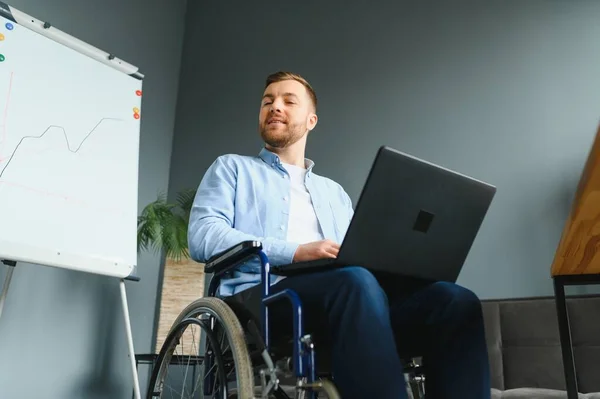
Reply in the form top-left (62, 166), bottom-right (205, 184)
top-left (0, 239), bottom-right (135, 278)
top-left (0, 2), bottom-right (143, 278)
top-left (0, 1), bottom-right (144, 79)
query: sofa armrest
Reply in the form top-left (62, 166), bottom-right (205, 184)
top-left (204, 240), bottom-right (263, 275)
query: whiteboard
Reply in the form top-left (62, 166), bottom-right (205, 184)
top-left (0, 3), bottom-right (143, 278)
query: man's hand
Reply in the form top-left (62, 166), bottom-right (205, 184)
top-left (293, 239), bottom-right (340, 262)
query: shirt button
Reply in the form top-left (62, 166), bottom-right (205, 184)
top-left (283, 196), bottom-right (288, 201)
top-left (280, 225), bottom-right (285, 230)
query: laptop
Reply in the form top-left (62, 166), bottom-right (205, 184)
top-left (270, 145), bottom-right (496, 283)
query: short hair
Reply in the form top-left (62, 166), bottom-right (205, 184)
top-left (264, 71), bottom-right (318, 111)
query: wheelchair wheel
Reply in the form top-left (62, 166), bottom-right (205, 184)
top-left (147, 297), bottom-right (254, 399)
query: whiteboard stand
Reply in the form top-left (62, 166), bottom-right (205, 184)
top-left (120, 274), bottom-right (142, 399)
top-left (0, 3), bottom-right (146, 399)
top-left (0, 260), bottom-right (143, 399)
top-left (0, 260), bottom-right (16, 320)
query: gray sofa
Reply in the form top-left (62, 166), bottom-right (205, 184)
top-left (482, 294), bottom-right (600, 399)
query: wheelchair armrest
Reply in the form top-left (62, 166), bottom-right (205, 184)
top-left (204, 240), bottom-right (263, 275)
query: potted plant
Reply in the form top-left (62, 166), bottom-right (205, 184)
top-left (137, 188), bottom-right (204, 354)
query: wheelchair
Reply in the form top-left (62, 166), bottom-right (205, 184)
top-left (146, 241), bottom-right (426, 399)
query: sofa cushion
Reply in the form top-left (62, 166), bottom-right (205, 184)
top-left (500, 299), bottom-right (566, 390)
top-left (483, 301), bottom-right (505, 390)
top-left (566, 296), bottom-right (600, 393)
top-left (492, 388), bottom-right (600, 399)
top-left (483, 295), bottom-right (600, 393)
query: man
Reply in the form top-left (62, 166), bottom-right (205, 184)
top-left (188, 71), bottom-right (491, 398)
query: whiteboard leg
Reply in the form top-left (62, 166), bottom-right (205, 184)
top-left (120, 279), bottom-right (141, 399)
top-left (0, 263), bottom-right (15, 321)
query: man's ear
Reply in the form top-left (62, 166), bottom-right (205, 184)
top-left (307, 113), bottom-right (318, 131)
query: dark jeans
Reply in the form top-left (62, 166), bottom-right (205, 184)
top-left (232, 266), bottom-right (491, 399)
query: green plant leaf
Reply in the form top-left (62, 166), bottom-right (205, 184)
top-left (162, 213), bottom-right (189, 261)
top-left (176, 188), bottom-right (197, 221)
top-left (137, 188), bottom-right (196, 262)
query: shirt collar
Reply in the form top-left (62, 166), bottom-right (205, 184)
top-left (258, 147), bottom-right (315, 173)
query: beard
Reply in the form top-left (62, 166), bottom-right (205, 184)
top-left (259, 120), bottom-right (307, 148)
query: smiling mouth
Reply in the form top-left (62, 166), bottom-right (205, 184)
top-left (267, 119), bottom-right (286, 125)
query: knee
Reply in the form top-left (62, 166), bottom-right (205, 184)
top-left (332, 266), bottom-right (386, 303)
top-left (431, 282), bottom-right (483, 321)
top-left (334, 266), bottom-right (378, 288)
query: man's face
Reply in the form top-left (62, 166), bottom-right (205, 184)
top-left (259, 79), bottom-right (317, 149)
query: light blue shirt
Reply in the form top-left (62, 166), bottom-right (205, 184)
top-left (188, 148), bottom-right (354, 296)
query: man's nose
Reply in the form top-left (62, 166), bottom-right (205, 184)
top-left (270, 98), bottom-right (283, 112)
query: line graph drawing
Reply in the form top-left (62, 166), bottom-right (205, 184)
top-left (0, 117), bottom-right (123, 178)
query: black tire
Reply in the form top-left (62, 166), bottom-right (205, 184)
top-left (147, 297), bottom-right (255, 399)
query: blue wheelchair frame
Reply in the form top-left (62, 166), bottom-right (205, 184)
top-left (204, 240), bottom-right (319, 398)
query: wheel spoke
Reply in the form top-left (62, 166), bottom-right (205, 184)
top-left (146, 298), bottom-right (255, 399)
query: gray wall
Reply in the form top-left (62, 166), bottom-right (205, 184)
top-left (169, 0), bottom-right (600, 300)
top-left (0, 0), bottom-right (185, 398)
